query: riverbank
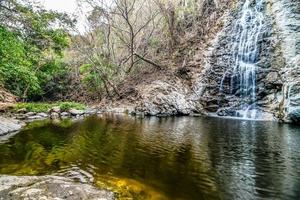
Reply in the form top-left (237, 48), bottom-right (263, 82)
top-left (0, 102), bottom-right (137, 136)
top-left (0, 102), bottom-right (78, 135)
top-left (0, 100), bottom-right (299, 137)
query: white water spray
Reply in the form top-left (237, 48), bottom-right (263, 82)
top-left (220, 0), bottom-right (265, 119)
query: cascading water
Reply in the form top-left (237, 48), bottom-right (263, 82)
top-left (220, 0), bottom-right (265, 119)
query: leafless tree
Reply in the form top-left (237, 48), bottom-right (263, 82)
top-left (154, 0), bottom-right (178, 52)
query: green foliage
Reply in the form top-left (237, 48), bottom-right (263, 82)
top-left (14, 103), bottom-right (52, 113)
top-left (0, 26), bottom-right (41, 97)
top-left (14, 102), bottom-right (86, 112)
top-left (0, 0), bottom-right (74, 100)
top-left (36, 59), bottom-right (71, 100)
top-left (80, 64), bottom-right (104, 92)
top-left (79, 64), bottom-right (93, 74)
top-left (58, 102), bottom-right (86, 111)
top-left (0, 0), bottom-right (73, 55)
top-left (79, 60), bottom-right (117, 95)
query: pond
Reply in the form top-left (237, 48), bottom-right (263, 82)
top-left (0, 114), bottom-right (299, 199)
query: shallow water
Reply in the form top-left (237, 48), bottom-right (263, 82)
top-left (0, 115), bottom-right (300, 199)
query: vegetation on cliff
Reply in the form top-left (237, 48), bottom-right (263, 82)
top-left (0, 0), bottom-right (224, 103)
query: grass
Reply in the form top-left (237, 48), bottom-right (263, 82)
top-left (14, 102), bottom-right (86, 113)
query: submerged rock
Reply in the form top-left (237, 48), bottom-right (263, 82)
top-left (0, 175), bottom-right (114, 200)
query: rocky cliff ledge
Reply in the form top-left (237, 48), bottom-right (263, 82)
top-left (191, 0), bottom-right (299, 122)
top-left (115, 0), bottom-right (299, 123)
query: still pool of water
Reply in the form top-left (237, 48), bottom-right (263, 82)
top-left (0, 115), bottom-right (300, 199)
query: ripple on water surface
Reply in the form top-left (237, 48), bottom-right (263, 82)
top-left (0, 115), bottom-right (299, 200)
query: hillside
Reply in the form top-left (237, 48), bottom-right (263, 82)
top-left (0, 0), bottom-right (299, 123)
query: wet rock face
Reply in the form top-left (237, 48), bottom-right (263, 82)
top-left (194, 1), bottom-right (276, 115)
top-left (288, 109), bottom-right (300, 123)
top-left (116, 0), bottom-right (298, 121)
top-left (0, 175), bottom-right (114, 200)
top-left (191, 0), bottom-right (300, 121)
top-left (284, 82), bottom-right (300, 121)
top-left (269, 0), bottom-right (300, 66)
top-left (269, 0), bottom-right (300, 122)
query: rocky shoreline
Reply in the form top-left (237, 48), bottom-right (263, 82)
top-left (0, 117), bottom-right (24, 137)
top-left (0, 175), bottom-right (114, 200)
top-left (0, 102), bottom-right (299, 138)
top-left (0, 103), bottom-right (298, 199)
top-left (0, 105), bottom-right (138, 136)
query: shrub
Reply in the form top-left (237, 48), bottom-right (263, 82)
top-left (14, 102), bottom-right (86, 113)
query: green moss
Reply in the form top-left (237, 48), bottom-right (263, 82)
top-left (13, 102), bottom-right (86, 113)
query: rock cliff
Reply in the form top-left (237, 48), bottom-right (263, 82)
top-left (193, 0), bottom-right (299, 122)
top-left (115, 0), bottom-right (299, 123)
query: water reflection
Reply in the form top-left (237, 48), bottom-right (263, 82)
top-left (0, 115), bottom-right (299, 199)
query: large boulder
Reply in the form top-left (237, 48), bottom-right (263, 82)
top-left (288, 109), bottom-right (300, 123)
top-left (0, 117), bottom-right (23, 136)
top-left (135, 80), bottom-right (201, 116)
top-left (0, 175), bottom-right (114, 200)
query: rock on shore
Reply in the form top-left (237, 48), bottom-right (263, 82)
top-left (0, 175), bottom-right (114, 200)
top-left (0, 117), bottom-right (23, 136)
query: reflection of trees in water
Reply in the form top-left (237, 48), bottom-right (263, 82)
top-left (0, 120), bottom-right (74, 174)
top-left (128, 117), bottom-right (219, 199)
top-left (56, 116), bottom-right (219, 199)
top-left (0, 115), bottom-right (299, 199)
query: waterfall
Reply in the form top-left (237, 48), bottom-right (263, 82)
top-left (220, 0), bottom-right (265, 119)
